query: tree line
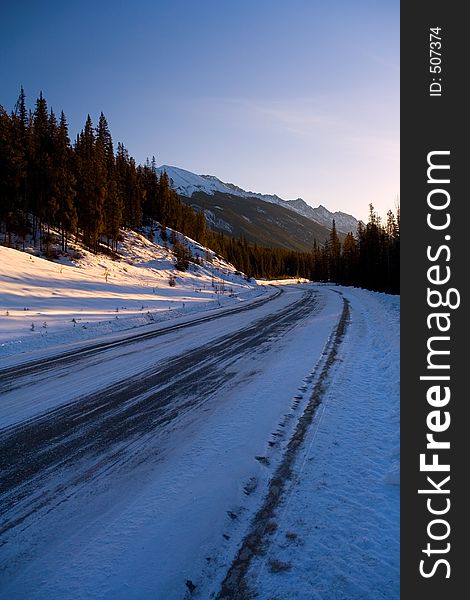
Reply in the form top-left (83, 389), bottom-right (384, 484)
top-left (207, 205), bottom-right (399, 294)
top-left (1, 88), bottom-right (399, 293)
top-left (0, 88), bottom-right (207, 254)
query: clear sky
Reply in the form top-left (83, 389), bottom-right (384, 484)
top-left (1, 0), bottom-right (399, 222)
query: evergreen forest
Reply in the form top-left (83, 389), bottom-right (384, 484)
top-left (0, 89), bottom-right (399, 293)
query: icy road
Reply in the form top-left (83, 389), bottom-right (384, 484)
top-left (0, 285), bottom-right (399, 599)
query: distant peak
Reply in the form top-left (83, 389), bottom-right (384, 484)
top-left (155, 164), bottom-right (360, 232)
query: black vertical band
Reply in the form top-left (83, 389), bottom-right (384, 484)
top-left (401, 2), bottom-right (468, 597)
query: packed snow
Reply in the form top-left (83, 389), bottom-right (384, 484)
top-left (0, 278), bottom-right (399, 599)
top-left (246, 288), bottom-right (400, 599)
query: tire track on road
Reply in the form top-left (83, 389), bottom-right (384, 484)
top-left (216, 296), bottom-right (350, 600)
top-left (0, 290), bottom-right (320, 541)
top-left (0, 289), bottom-right (282, 391)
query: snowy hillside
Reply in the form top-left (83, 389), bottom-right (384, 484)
top-left (157, 165), bottom-right (360, 233)
top-left (0, 229), bottom-right (261, 360)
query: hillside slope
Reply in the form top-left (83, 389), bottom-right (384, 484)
top-left (182, 191), bottom-right (342, 251)
top-left (0, 229), bottom-right (261, 359)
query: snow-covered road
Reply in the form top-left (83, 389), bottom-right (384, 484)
top-left (0, 284), bottom-right (399, 599)
top-left (244, 288), bottom-right (400, 600)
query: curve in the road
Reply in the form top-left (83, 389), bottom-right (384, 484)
top-left (0, 289), bottom-right (319, 542)
top-left (0, 287), bottom-right (283, 386)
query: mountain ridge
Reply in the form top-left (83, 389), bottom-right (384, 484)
top-left (156, 165), bottom-right (360, 234)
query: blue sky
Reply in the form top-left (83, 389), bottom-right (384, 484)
top-left (1, 0), bottom-right (399, 222)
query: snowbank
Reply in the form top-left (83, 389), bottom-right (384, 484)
top-left (246, 287), bottom-right (400, 599)
top-left (0, 230), bottom-right (260, 360)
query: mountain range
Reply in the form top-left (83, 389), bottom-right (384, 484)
top-left (156, 165), bottom-right (361, 252)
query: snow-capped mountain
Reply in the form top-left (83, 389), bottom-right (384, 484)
top-left (156, 165), bottom-right (360, 234)
top-left (156, 165), bottom-right (287, 207)
top-left (156, 166), bottom-right (239, 198)
top-left (286, 199), bottom-right (360, 235)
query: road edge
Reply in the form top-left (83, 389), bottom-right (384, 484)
top-left (216, 296), bottom-right (350, 600)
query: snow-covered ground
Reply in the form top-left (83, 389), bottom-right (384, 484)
top-left (246, 288), bottom-right (400, 599)
top-left (0, 230), bottom-right (261, 361)
top-left (0, 281), bottom-right (399, 599)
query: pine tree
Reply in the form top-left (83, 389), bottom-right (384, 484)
top-left (13, 86), bottom-right (29, 220)
top-left (30, 92), bottom-right (52, 245)
top-left (43, 108), bottom-right (60, 240)
top-left (97, 113), bottom-right (122, 250)
top-left (342, 232), bottom-right (358, 285)
top-left (328, 219), bottom-right (341, 282)
top-left (14, 87), bottom-right (28, 138)
top-left (0, 107), bottom-right (15, 242)
top-left (75, 115), bottom-right (105, 251)
top-left (49, 112), bottom-right (77, 251)
top-left (173, 236), bottom-right (192, 271)
top-left (126, 157), bottom-right (143, 228)
top-left (194, 208), bottom-right (207, 245)
top-left (158, 170), bottom-right (172, 227)
top-left (141, 160), bottom-right (159, 222)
